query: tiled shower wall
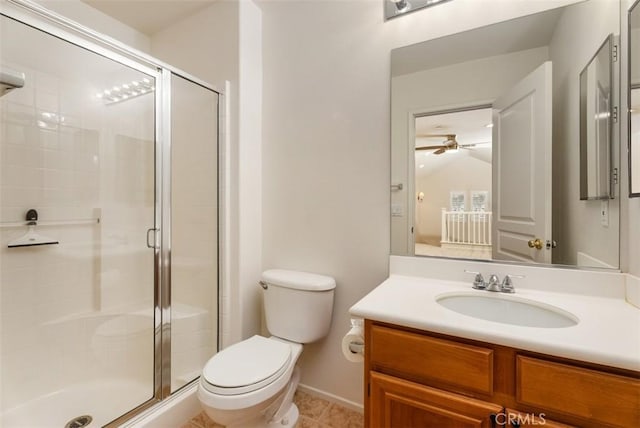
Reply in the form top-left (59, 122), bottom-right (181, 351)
top-left (0, 57), bottom-right (155, 410)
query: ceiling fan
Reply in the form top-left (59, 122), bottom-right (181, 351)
top-left (415, 134), bottom-right (486, 155)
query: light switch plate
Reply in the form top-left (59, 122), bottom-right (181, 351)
top-left (600, 200), bottom-right (609, 227)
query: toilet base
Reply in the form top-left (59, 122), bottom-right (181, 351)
top-left (267, 403), bottom-right (299, 428)
top-left (225, 403), bottom-right (299, 428)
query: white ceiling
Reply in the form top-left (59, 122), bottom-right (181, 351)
top-left (81, 0), bottom-right (215, 35)
top-left (391, 6), bottom-right (564, 77)
top-left (415, 108), bottom-right (492, 176)
top-left (416, 108), bottom-right (492, 146)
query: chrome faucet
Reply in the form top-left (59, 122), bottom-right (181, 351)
top-left (500, 274), bottom-right (524, 293)
top-left (464, 271), bottom-right (525, 293)
top-left (486, 274), bottom-right (501, 292)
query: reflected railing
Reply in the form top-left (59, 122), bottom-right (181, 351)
top-left (441, 209), bottom-right (492, 246)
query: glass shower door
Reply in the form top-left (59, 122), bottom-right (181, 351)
top-left (0, 15), bottom-right (157, 427)
top-left (169, 74), bottom-right (219, 392)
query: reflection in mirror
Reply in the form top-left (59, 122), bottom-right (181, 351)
top-left (391, 0), bottom-right (620, 269)
top-left (579, 35), bottom-right (613, 200)
top-left (630, 0), bottom-right (640, 196)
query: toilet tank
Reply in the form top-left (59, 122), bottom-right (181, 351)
top-left (261, 269), bottom-right (336, 343)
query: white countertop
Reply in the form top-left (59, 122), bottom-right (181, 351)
top-left (350, 274), bottom-right (640, 372)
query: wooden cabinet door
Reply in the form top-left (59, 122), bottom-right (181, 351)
top-left (370, 371), bottom-right (502, 428)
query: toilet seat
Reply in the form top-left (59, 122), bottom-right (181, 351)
top-left (201, 335), bottom-right (292, 396)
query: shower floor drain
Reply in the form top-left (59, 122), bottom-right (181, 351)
top-left (64, 415), bottom-right (93, 428)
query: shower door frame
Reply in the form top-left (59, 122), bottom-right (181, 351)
top-left (0, 0), bottom-right (222, 425)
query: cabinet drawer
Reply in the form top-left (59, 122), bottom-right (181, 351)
top-left (370, 324), bottom-right (493, 395)
top-left (516, 356), bottom-right (640, 427)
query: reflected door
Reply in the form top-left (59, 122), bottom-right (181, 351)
top-left (492, 61), bottom-right (552, 264)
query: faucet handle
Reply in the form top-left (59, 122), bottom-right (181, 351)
top-left (486, 274), bottom-right (501, 292)
top-left (464, 270), bottom-right (486, 290)
top-left (500, 274), bottom-right (525, 293)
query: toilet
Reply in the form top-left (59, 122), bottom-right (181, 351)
top-left (197, 269), bottom-right (336, 428)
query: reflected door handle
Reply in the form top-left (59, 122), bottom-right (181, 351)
top-left (527, 238), bottom-right (543, 250)
top-left (146, 228), bottom-right (158, 249)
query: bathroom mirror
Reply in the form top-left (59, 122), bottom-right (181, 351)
top-left (579, 35), bottom-right (614, 200)
top-left (391, 0), bottom-right (621, 269)
top-left (630, 0), bottom-right (640, 197)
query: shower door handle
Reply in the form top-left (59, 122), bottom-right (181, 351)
top-left (146, 228), bottom-right (158, 249)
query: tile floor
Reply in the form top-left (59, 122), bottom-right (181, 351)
top-left (181, 390), bottom-right (364, 428)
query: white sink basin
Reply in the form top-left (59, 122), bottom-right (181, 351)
top-left (436, 292), bottom-right (579, 328)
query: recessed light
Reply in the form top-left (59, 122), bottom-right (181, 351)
top-left (485, 123), bottom-right (494, 128)
top-left (419, 164), bottom-right (425, 168)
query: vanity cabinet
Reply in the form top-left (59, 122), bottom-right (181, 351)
top-left (364, 321), bottom-right (640, 428)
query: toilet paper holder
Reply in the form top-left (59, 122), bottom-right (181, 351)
top-left (348, 341), bottom-right (364, 355)
top-left (342, 318), bottom-right (365, 362)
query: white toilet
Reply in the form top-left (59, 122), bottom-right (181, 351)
top-left (197, 269), bottom-right (336, 428)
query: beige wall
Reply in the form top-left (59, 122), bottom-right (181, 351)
top-left (33, 0), bottom-right (151, 52)
top-left (415, 156), bottom-right (492, 240)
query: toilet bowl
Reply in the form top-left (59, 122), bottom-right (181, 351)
top-left (198, 336), bottom-right (303, 427)
top-left (197, 269), bottom-right (336, 428)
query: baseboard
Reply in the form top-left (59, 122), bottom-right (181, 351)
top-left (297, 383), bottom-right (364, 414)
top-left (123, 382), bottom-right (201, 428)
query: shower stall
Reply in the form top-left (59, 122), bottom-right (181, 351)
top-left (0, 1), bottom-right (220, 426)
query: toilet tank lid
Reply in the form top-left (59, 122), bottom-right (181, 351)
top-left (262, 269), bottom-right (336, 291)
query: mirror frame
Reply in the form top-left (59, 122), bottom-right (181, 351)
top-left (629, 0), bottom-right (640, 197)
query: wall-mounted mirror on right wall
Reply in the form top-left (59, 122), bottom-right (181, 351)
top-left (391, 0), bottom-right (621, 270)
top-left (580, 34), bottom-right (614, 200)
top-left (630, 0), bottom-right (640, 197)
